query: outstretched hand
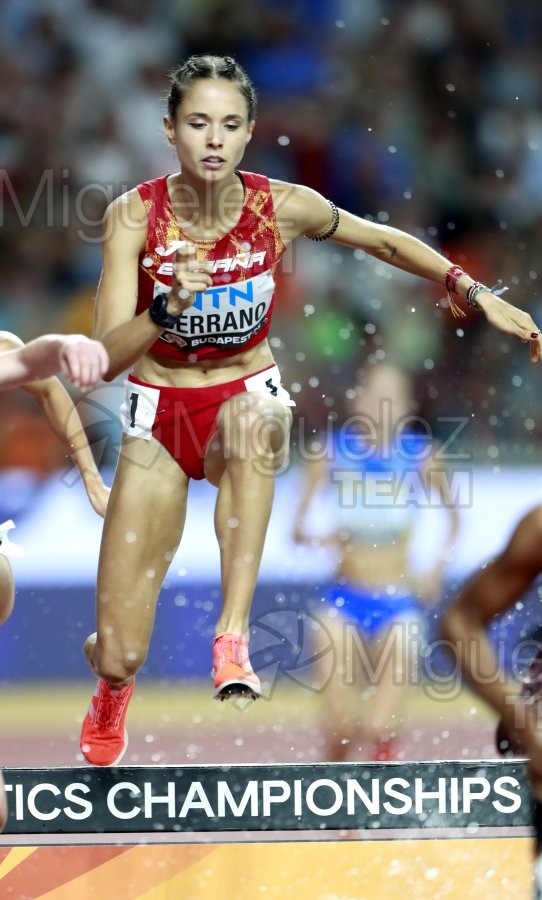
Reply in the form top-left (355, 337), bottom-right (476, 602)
top-left (59, 336), bottom-right (109, 389)
top-left (477, 292), bottom-right (542, 362)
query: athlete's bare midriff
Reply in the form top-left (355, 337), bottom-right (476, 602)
top-left (338, 538), bottom-right (413, 589)
top-left (134, 337), bottom-right (276, 387)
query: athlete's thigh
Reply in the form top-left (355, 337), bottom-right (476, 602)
top-left (204, 391), bottom-right (292, 485)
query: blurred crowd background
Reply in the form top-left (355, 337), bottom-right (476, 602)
top-left (1, 0), bottom-right (542, 476)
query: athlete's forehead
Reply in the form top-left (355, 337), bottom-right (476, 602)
top-left (179, 79), bottom-right (249, 120)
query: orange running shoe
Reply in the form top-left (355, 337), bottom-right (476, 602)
top-left (80, 679), bottom-right (134, 766)
top-left (212, 633), bottom-right (261, 701)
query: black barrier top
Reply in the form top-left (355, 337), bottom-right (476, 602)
top-left (1, 760), bottom-right (532, 835)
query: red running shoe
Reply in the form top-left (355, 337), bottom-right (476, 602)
top-left (496, 627), bottom-right (542, 757)
top-left (212, 633), bottom-right (262, 701)
top-left (80, 679), bottom-right (134, 766)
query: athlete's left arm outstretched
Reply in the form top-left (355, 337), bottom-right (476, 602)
top-left (273, 181), bottom-right (542, 360)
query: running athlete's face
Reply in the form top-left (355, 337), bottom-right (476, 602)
top-left (164, 79), bottom-right (254, 182)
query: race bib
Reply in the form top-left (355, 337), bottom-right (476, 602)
top-left (120, 380), bottom-right (161, 440)
top-left (244, 365), bottom-right (296, 407)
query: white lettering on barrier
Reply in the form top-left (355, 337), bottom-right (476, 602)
top-left (107, 782), bottom-right (141, 819)
top-left (262, 781), bottom-right (291, 817)
top-left (179, 781), bottom-right (215, 818)
top-left (414, 777), bottom-right (449, 814)
top-left (493, 776), bottom-right (522, 814)
top-left (143, 781), bottom-right (177, 818)
top-left (216, 781), bottom-right (258, 817)
top-left (382, 779), bottom-right (412, 815)
top-left (306, 780), bottom-right (343, 816)
top-left (64, 784), bottom-right (93, 820)
top-left (1, 771), bottom-right (525, 827)
top-left (462, 777), bottom-right (491, 813)
top-left (28, 784), bottom-right (61, 821)
top-left (346, 779), bottom-right (380, 815)
top-left (6, 783), bottom-right (93, 822)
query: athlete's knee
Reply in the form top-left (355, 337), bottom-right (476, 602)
top-left (219, 394), bottom-right (290, 462)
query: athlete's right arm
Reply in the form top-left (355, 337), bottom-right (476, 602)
top-left (93, 191), bottom-right (165, 381)
top-left (0, 331), bottom-right (108, 390)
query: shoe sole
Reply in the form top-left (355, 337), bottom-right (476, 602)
top-left (213, 679), bottom-right (262, 702)
top-left (109, 729), bottom-right (129, 766)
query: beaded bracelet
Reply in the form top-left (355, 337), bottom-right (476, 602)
top-left (466, 280), bottom-right (509, 310)
top-left (307, 201), bottom-right (340, 242)
top-left (466, 281), bottom-right (489, 310)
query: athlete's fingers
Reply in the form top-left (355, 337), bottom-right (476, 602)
top-left (175, 244), bottom-right (196, 265)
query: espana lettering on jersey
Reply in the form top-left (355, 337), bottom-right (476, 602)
top-left (156, 246), bottom-right (267, 276)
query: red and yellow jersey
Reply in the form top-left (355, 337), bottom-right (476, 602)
top-left (135, 171), bottom-right (286, 361)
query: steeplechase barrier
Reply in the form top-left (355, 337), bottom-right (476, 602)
top-left (0, 759), bottom-right (533, 835)
top-left (0, 760), bottom-right (536, 899)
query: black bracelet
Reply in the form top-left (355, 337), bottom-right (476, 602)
top-left (307, 201), bottom-right (340, 242)
top-left (148, 292), bottom-right (183, 329)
